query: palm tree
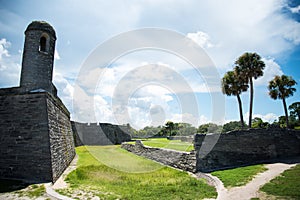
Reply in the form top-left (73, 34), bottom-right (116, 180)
top-left (268, 75), bottom-right (297, 128)
top-left (235, 52), bottom-right (265, 128)
top-left (222, 70), bottom-right (248, 128)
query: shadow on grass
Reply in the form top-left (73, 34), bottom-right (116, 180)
top-left (0, 179), bottom-right (30, 193)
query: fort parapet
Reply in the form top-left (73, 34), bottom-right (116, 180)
top-left (71, 121), bottom-right (131, 146)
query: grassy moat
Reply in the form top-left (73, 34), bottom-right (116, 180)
top-left (57, 146), bottom-right (217, 199)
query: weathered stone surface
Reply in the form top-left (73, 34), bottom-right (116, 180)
top-left (0, 92), bottom-right (75, 182)
top-left (72, 122), bottom-right (131, 146)
top-left (121, 141), bottom-right (196, 172)
top-left (20, 21), bottom-right (57, 95)
top-left (194, 128), bottom-right (300, 172)
top-left (47, 94), bottom-right (75, 182)
top-left (0, 92), bottom-right (52, 182)
top-left (0, 21), bottom-right (75, 183)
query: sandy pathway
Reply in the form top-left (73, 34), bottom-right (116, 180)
top-left (205, 163), bottom-right (297, 200)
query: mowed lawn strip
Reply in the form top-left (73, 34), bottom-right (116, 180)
top-left (260, 164), bottom-right (300, 199)
top-left (59, 146), bottom-right (216, 200)
top-left (130, 138), bottom-right (194, 152)
top-left (211, 164), bottom-right (267, 188)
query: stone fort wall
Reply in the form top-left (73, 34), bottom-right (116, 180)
top-left (0, 21), bottom-right (75, 183)
top-left (121, 129), bottom-right (300, 173)
top-left (72, 121), bottom-right (131, 146)
top-left (194, 128), bottom-right (300, 172)
top-left (0, 90), bottom-right (75, 182)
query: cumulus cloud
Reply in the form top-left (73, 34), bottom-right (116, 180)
top-left (0, 38), bottom-right (21, 87)
top-left (244, 112), bottom-right (278, 123)
top-left (183, 0), bottom-right (300, 69)
top-left (255, 58), bottom-right (284, 86)
top-left (0, 38), bottom-right (10, 61)
top-left (168, 113), bottom-right (201, 127)
top-left (186, 31), bottom-right (214, 49)
top-left (53, 71), bottom-right (74, 112)
top-left (289, 5), bottom-right (300, 13)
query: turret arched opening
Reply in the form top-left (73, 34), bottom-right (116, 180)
top-left (39, 33), bottom-right (50, 53)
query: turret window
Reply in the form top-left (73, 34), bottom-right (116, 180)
top-left (39, 33), bottom-right (49, 53)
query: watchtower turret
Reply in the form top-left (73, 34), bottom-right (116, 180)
top-left (20, 21), bottom-right (57, 94)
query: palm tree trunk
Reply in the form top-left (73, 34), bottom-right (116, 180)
top-left (282, 98), bottom-right (289, 128)
top-left (237, 94), bottom-right (245, 128)
top-left (249, 77), bottom-right (254, 128)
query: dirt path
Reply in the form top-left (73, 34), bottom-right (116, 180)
top-left (204, 163), bottom-right (297, 200)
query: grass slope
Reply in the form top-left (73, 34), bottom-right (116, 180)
top-left (131, 138), bottom-right (194, 152)
top-left (58, 146), bottom-right (216, 200)
top-left (260, 164), bottom-right (300, 199)
top-left (211, 164), bottom-right (267, 188)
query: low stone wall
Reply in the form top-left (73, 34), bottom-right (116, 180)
top-left (121, 141), bottom-right (196, 172)
top-left (72, 121), bottom-right (131, 146)
top-left (194, 128), bottom-right (300, 172)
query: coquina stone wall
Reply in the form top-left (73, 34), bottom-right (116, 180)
top-left (0, 90), bottom-right (75, 182)
top-left (0, 91), bottom-right (52, 182)
top-left (122, 129), bottom-right (300, 174)
top-left (47, 94), bottom-right (75, 182)
top-left (121, 141), bottom-right (196, 172)
top-left (194, 128), bottom-right (300, 172)
top-left (72, 121), bottom-right (131, 146)
top-left (0, 21), bottom-right (75, 183)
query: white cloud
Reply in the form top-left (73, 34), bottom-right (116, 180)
top-left (186, 31), bottom-right (214, 49)
top-left (244, 112), bottom-right (278, 123)
top-left (0, 38), bottom-right (10, 61)
top-left (182, 0), bottom-right (300, 70)
top-left (94, 95), bottom-right (115, 123)
top-left (53, 71), bottom-right (74, 112)
top-left (168, 113), bottom-right (200, 127)
top-left (54, 49), bottom-right (60, 60)
top-left (290, 5), bottom-right (300, 13)
top-left (0, 38), bottom-right (21, 87)
top-left (255, 58), bottom-right (284, 86)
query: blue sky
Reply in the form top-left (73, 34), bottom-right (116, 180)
top-left (0, 0), bottom-right (299, 129)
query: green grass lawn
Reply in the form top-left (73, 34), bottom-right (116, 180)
top-left (58, 146), bottom-right (216, 200)
top-left (211, 164), bottom-right (267, 188)
top-left (260, 164), bottom-right (300, 199)
top-left (130, 138), bottom-right (194, 152)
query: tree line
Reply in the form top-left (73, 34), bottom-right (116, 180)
top-left (130, 106), bottom-right (300, 138)
top-left (129, 52), bottom-right (299, 138)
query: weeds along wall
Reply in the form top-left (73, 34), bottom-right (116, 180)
top-left (0, 21), bottom-right (75, 183)
top-left (194, 128), bottom-right (300, 172)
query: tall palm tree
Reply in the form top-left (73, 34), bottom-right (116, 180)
top-left (235, 52), bottom-right (265, 128)
top-left (222, 70), bottom-right (248, 128)
top-left (268, 75), bottom-right (297, 128)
